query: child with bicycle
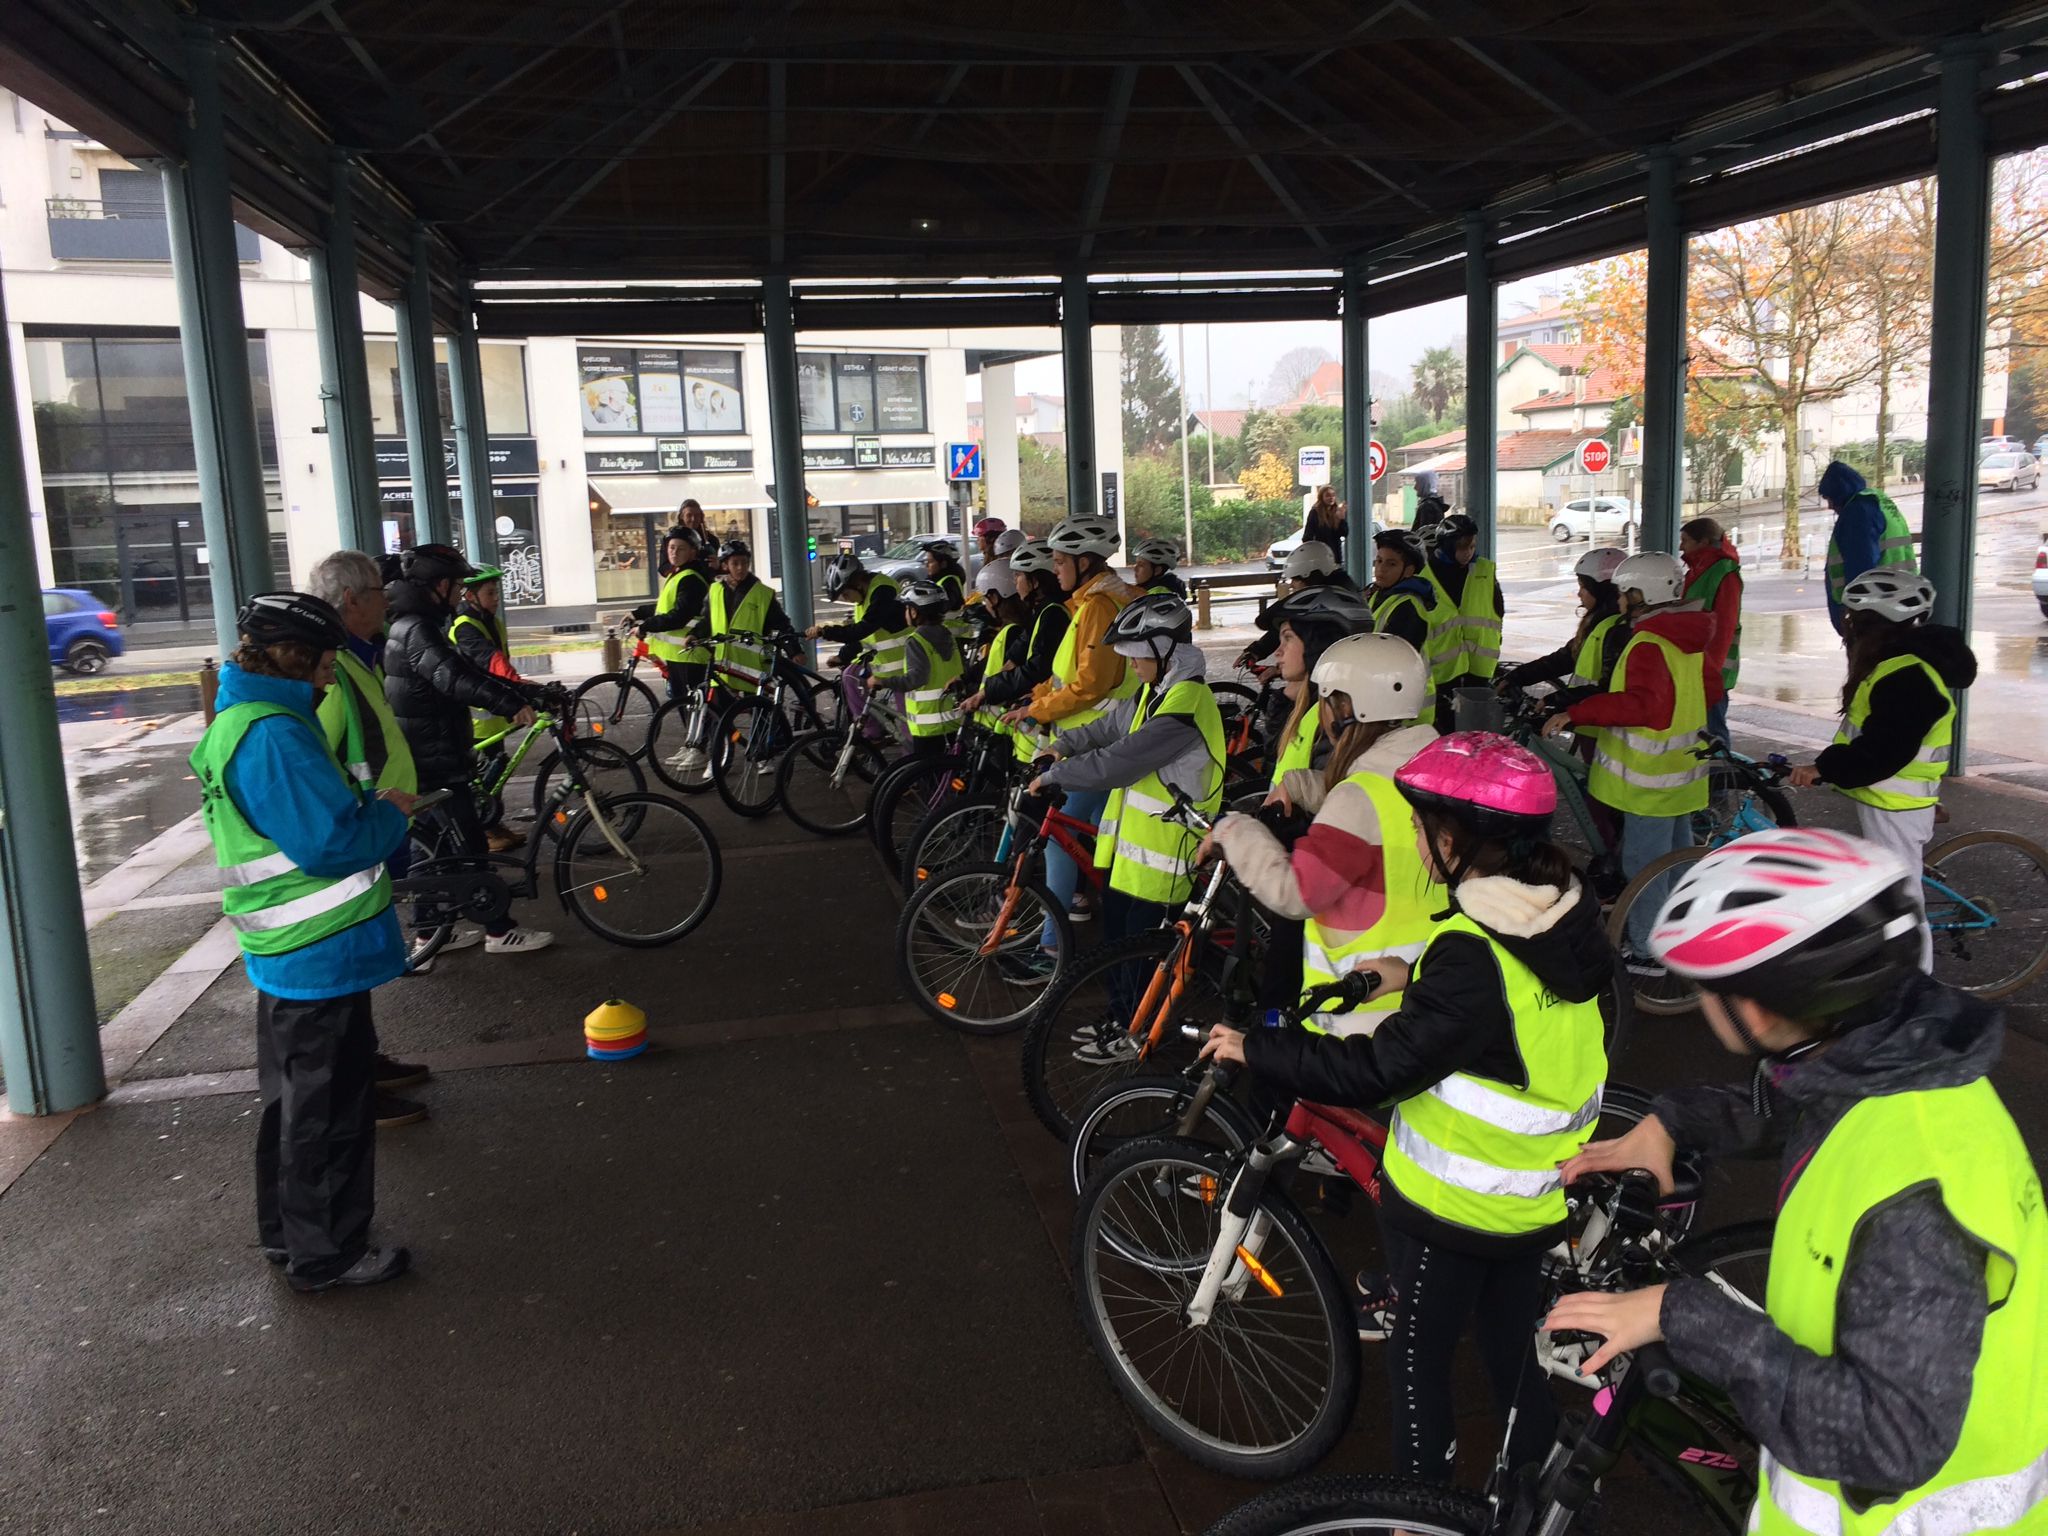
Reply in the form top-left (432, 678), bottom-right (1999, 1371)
top-left (1785, 569), bottom-right (1975, 972)
top-left (1202, 732), bottom-right (1613, 1486)
top-left (869, 578), bottom-right (964, 757)
top-left (1548, 828), bottom-right (2046, 1536)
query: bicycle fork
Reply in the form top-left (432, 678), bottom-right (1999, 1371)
top-left (1184, 1137), bottom-right (1298, 1325)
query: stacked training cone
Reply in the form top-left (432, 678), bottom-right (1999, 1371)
top-left (584, 998), bottom-right (648, 1061)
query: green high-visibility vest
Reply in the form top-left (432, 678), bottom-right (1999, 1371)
top-left (1270, 705), bottom-right (1320, 790)
top-left (1047, 599), bottom-right (1139, 737)
top-left (904, 631), bottom-right (964, 738)
top-left (1381, 912), bottom-right (1606, 1235)
top-left (647, 566), bottom-right (711, 666)
top-left (319, 649), bottom-right (416, 793)
top-left (1685, 556), bottom-right (1742, 692)
top-left (1825, 490), bottom-right (1918, 607)
top-left (1095, 679), bottom-right (1225, 905)
top-left (708, 579), bottom-right (773, 695)
top-left (1568, 614), bottom-right (1623, 689)
top-left (1373, 590), bottom-right (1439, 727)
top-left (189, 702), bottom-right (394, 958)
top-left (854, 577), bottom-right (910, 681)
top-left (1299, 770), bottom-right (1446, 1033)
top-left (1754, 1078), bottom-right (2048, 1536)
top-left (973, 623), bottom-right (1039, 762)
top-left (449, 609), bottom-right (517, 741)
top-left (1833, 654), bottom-right (1954, 811)
top-left (1424, 558), bottom-right (1502, 682)
top-left (1587, 628), bottom-right (1709, 816)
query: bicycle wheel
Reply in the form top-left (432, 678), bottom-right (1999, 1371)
top-left (902, 791), bottom-right (1008, 890)
top-left (1672, 1218), bottom-right (1774, 1311)
top-left (570, 672), bottom-right (660, 760)
top-left (532, 738), bottom-right (645, 842)
top-left (1068, 1072), bottom-right (1261, 1198)
top-left (1021, 928), bottom-right (1219, 1141)
top-left (777, 728), bottom-right (889, 835)
top-left (1924, 829), bottom-right (2048, 999)
top-left (644, 699), bottom-right (716, 795)
top-left (1204, 1476), bottom-right (1489, 1536)
top-left (553, 792), bottom-right (722, 947)
top-left (871, 756), bottom-right (964, 884)
top-left (1074, 1137), bottom-right (1359, 1479)
top-left (712, 696), bottom-right (798, 817)
top-left (1606, 844), bottom-right (1711, 1016)
top-left (896, 860), bottom-right (1074, 1034)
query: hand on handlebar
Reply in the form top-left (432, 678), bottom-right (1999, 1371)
top-left (1263, 781), bottom-right (1296, 817)
top-left (1558, 1111), bottom-right (1677, 1194)
top-left (1199, 1023), bottom-right (1248, 1068)
top-left (1541, 1286), bottom-right (1669, 1377)
top-left (1000, 704), bottom-right (1036, 727)
top-left (1542, 710), bottom-right (1574, 739)
top-left (1787, 763), bottom-right (1823, 788)
top-left (512, 706), bottom-right (538, 729)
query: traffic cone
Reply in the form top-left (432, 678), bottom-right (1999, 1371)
top-left (584, 997), bottom-right (648, 1061)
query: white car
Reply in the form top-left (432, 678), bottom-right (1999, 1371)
top-left (1264, 522), bottom-right (1380, 569)
top-left (2034, 531), bottom-right (2048, 618)
top-left (1547, 496), bottom-right (1638, 543)
top-left (1980, 452), bottom-right (2041, 493)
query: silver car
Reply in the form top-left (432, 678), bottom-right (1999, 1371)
top-left (1979, 452), bottom-right (2041, 493)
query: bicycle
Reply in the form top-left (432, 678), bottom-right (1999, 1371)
top-left (897, 711), bottom-right (1061, 892)
top-left (868, 712), bottom-right (1021, 886)
top-left (467, 685), bottom-right (645, 844)
top-left (570, 624), bottom-right (668, 759)
top-left (702, 632), bottom-right (837, 816)
top-left (640, 628), bottom-right (804, 799)
top-left (773, 655), bottom-right (902, 835)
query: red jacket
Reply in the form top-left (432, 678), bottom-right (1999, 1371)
top-left (1565, 608), bottom-right (1717, 731)
top-left (1682, 538), bottom-right (1742, 704)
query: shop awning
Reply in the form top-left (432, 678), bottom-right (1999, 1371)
top-left (588, 474), bottom-right (769, 515)
top-left (803, 469), bottom-right (948, 507)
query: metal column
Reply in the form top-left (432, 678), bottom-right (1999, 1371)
top-left (1921, 42), bottom-right (1991, 766)
top-left (308, 155), bottom-right (381, 555)
top-left (1060, 273), bottom-right (1097, 521)
top-left (1463, 217), bottom-right (1497, 559)
top-left (1341, 266), bottom-right (1372, 588)
top-left (162, 20), bottom-right (274, 655)
top-left (395, 224), bottom-right (452, 548)
top-left (449, 286), bottom-right (498, 567)
top-left (0, 247), bottom-right (104, 1115)
top-left (761, 276), bottom-right (814, 628)
top-left (1641, 154), bottom-right (1689, 554)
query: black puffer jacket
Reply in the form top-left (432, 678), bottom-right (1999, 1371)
top-left (1814, 623), bottom-right (1977, 791)
top-left (382, 578), bottom-right (531, 790)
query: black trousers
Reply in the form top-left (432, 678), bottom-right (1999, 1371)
top-left (256, 989), bottom-right (378, 1285)
top-left (440, 784), bottom-right (513, 935)
top-left (666, 659), bottom-right (708, 708)
top-left (1383, 1222), bottom-right (1557, 1483)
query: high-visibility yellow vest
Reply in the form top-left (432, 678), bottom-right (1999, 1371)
top-left (973, 622), bottom-right (1039, 762)
top-left (708, 579), bottom-right (773, 695)
top-left (1373, 590), bottom-right (1440, 727)
top-left (1381, 912), bottom-right (1606, 1235)
top-left (1270, 705), bottom-right (1319, 790)
top-left (449, 609), bottom-right (516, 741)
top-left (904, 631), bottom-right (964, 738)
top-left (854, 577), bottom-right (910, 681)
top-left (647, 566), bottom-right (711, 666)
top-left (1825, 490), bottom-right (1918, 607)
top-left (1093, 679), bottom-right (1225, 905)
top-left (1568, 614), bottom-right (1622, 689)
top-left (1754, 1078), bottom-right (2048, 1536)
top-left (1299, 770), bottom-right (1446, 1034)
top-left (1424, 558), bottom-right (1502, 682)
top-left (1047, 595), bottom-right (1139, 737)
top-left (1587, 628), bottom-right (1709, 816)
top-left (1832, 654), bottom-right (1954, 812)
top-left (318, 649), bottom-right (415, 793)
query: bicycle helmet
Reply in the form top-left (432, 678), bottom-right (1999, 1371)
top-left (1614, 551), bottom-right (1688, 605)
top-left (1259, 585), bottom-right (1375, 672)
top-left (237, 591), bottom-right (348, 651)
top-left (1046, 516), bottom-right (1121, 557)
top-left (972, 516), bottom-right (1008, 538)
top-left (400, 542), bottom-right (472, 585)
top-left (462, 565), bottom-right (505, 586)
top-left (1841, 568), bottom-right (1935, 625)
top-left (1007, 538), bottom-right (1055, 575)
top-left (1104, 590), bottom-right (1193, 664)
top-left (1310, 632), bottom-right (1428, 726)
top-left (1575, 547), bottom-right (1628, 585)
top-left (1395, 732), bottom-right (1557, 838)
top-left (718, 538), bottom-right (752, 563)
top-left (1373, 528), bottom-right (1425, 572)
top-left (897, 576), bottom-right (951, 612)
top-left (994, 528), bottom-right (1027, 555)
top-left (1129, 536), bottom-right (1181, 570)
top-left (1434, 512), bottom-right (1479, 547)
top-left (1281, 542), bottom-right (1339, 582)
top-left (1647, 828), bottom-right (1923, 1025)
top-left (664, 524), bottom-right (709, 556)
top-left (821, 552), bottom-right (865, 600)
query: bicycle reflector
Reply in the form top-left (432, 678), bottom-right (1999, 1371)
top-left (937, 992), bottom-right (958, 1010)
top-left (1234, 1245), bottom-right (1285, 1299)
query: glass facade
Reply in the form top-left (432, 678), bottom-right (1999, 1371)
top-left (364, 338), bottom-right (530, 435)
top-left (799, 352), bottom-right (928, 433)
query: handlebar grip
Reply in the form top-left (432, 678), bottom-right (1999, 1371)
top-left (1631, 1342), bottom-right (1682, 1400)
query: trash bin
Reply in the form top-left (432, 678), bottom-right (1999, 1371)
top-left (1452, 685), bottom-right (1505, 736)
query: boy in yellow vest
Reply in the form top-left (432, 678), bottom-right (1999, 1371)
top-left (1551, 829), bottom-right (2046, 1536)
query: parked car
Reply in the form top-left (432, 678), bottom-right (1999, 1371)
top-left (44, 588), bottom-right (124, 673)
top-left (1981, 435), bottom-right (2025, 457)
top-left (1264, 520), bottom-right (1380, 570)
top-left (2034, 531), bottom-right (2048, 619)
top-left (1547, 496), bottom-right (1638, 543)
top-left (863, 534), bottom-right (961, 585)
top-left (2032, 435), bottom-right (2048, 461)
top-left (1979, 451), bottom-right (2042, 493)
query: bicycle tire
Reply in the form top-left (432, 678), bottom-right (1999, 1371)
top-left (643, 699), bottom-right (716, 795)
top-left (711, 696), bottom-right (796, 817)
top-left (532, 738), bottom-right (645, 843)
top-left (1672, 1218), bottom-right (1774, 1311)
top-left (1073, 1136), bottom-right (1359, 1480)
top-left (1606, 844), bottom-right (1711, 1016)
top-left (553, 792), bottom-right (722, 947)
top-left (1924, 829), bottom-right (2048, 999)
top-left (1020, 928), bottom-right (1217, 1141)
top-left (895, 860), bottom-right (1074, 1034)
top-left (871, 755), bottom-right (969, 885)
top-left (570, 673), bottom-right (661, 760)
top-left (1202, 1476), bottom-right (1488, 1536)
top-left (776, 727), bottom-right (889, 835)
top-left (901, 791), bottom-right (1008, 891)
top-left (1067, 1071), bottom-right (1261, 1199)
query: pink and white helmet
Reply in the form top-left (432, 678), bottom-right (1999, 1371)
top-left (1648, 828), bottom-right (1922, 1019)
top-left (1394, 732), bottom-right (1556, 836)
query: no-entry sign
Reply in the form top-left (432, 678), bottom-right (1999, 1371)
top-left (1576, 437), bottom-right (1612, 475)
top-left (1368, 440), bottom-right (1387, 482)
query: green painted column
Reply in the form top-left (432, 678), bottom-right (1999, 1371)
top-left (1640, 154), bottom-right (1689, 554)
top-left (162, 19), bottom-right (274, 655)
top-left (761, 276), bottom-right (815, 627)
top-left (0, 243), bottom-right (105, 1115)
top-left (308, 154), bottom-right (382, 555)
top-left (395, 224), bottom-right (452, 548)
top-left (449, 286), bottom-right (498, 567)
top-left (1341, 266), bottom-right (1373, 587)
top-left (1463, 216), bottom-right (1497, 559)
top-left (1060, 273), bottom-right (1097, 522)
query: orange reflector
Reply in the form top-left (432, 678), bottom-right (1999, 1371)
top-left (1197, 1175), bottom-right (1218, 1205)
top-left (554, 810), bottom-right (568, 825)
top-left (1235, 1245), bottom-right (1285, 1298)
top-left (937, 992), bottom-right (957, 1009)
top-left (593, 885), bottom-right (609, 902)
top-left (593, 722), bottom-right (604, 734)
top-left (915, 867), bottom-right (929, 881)
top-left (950, 777), bottom-right (966, 791)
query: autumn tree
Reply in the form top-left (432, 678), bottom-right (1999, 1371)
top-left (1239, 452), bottom-right (1293, 500)
top-left (1120, 324), bottom-right (1181, 455)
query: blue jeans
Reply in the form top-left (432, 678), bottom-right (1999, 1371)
top-left (1705, 696), bottom-right (1730, 745)
top-left (1621, 811), bottom-right (1695, 952)
top-left (1040, 786), bottom-right (1109, 947)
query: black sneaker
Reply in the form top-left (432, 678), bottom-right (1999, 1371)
top-left (1621, 948), bottom-right (1668, 980)
top-left (375, 1093), bottom-right (430, 1129)
top-left (287, 1245), bottom-right (411, 1294)
top-left (1354, 1270), bottom-right (1398, 1341)
top-left (374, 1053), bottom-right (430, 1091)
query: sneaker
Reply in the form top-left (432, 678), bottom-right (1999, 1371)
top-left (1621, 948), bottom-right (1667, 980)
top-left (287, 1245), bottom-right (411, 1294)
top-left (1354, 1270), bottom-right (1398, 1341)
top-left (374, 1054), bottom-right (430, 1091)
top-left (485, 927), bottom-right (555, 955)
top-left (485, 825), bottom-right (526, 853)
top-left (1000, 950), bottom-right (1060, 981)
top-left (1068, 893), bottom-right (1096, 923)
top-left (375, 1093), bottom-right (429, 1129)
top-left (1069, 1013), bottom-right (1123, 1044)
top-left (442, 924), bottom-right (485, 953)
top-left (666, 745), bottom-right (709, 773)
top-left (260, 1244), bottom-right (287, 1266)
top-left (1072, 1033), bottom-right (1140, 1066)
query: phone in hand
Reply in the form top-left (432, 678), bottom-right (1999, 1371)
top-left (407, 788), bottom-right (455, 816)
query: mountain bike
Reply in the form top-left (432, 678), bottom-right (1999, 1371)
top-left (774, 657), bottom-right (901, 835)
top-left (570, 625), bottom-right (667, 759)
top-left (700, 632), bottom-right (837, 816)
top-left (640, 629), bottom-right (792, 798)
top-left (469, 686), bottom-right (644, 842)
top-left (897, 712), bottom-right (1060, 892)
top-left (869, 713), bottom-right (1020, 886)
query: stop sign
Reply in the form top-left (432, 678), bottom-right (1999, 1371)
top-left (1577, 437), bottom-right (1612, 475)
top-left (1368, 440), bottom-right (1387, 482)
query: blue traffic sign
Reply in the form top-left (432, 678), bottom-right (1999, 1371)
top-left (946, 442), bottom-right (983, 481)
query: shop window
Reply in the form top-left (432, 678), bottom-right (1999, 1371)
top-left (577, 345), bottom-right (744, 435)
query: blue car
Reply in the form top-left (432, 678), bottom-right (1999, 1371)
top-left (43, 588), bottom-right (125, 674)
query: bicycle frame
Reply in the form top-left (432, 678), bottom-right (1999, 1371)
top-left (972, 790), bottom-right (1100, 958)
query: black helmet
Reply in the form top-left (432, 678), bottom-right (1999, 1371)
top-left (401, 542), bottom-right (472, 585)
top-left (1258, 584), bottom-right (1375, 670)
top-left (821, 552), bottom-right (865, 600)
top-left (1103, 590), bottom-right (1194, 666)
top-left (375, 551), bottom-right (405, 586)
top-left (238, 591), bottom-right (347, 651)
top-left (1372, 528), bottom-right (1425, 571)
top-left (718, 538), bottom-right (752, 563)
top-left (1434, 512), bottom-right (1479, 546)
top-left (665, 525), bottom-right (708, 556)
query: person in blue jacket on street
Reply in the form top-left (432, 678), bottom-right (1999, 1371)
top-left (189, 592), bottom-right (417, 1293)
top-left (1817, 460), bottom-right (1918, 636)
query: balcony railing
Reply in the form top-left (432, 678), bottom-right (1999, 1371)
top-left (47, 198), bottom-right (260, 263)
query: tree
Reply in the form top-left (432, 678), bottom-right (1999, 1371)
top-left (1240, 408), bottom-right (1289, 461)
top-left (1842, 180), bottom-right (1935, 488)
top-left (1120, 324), bottom-right (1181, 455)
top-left (1264, 345), bottom-right (1333, 407)
top-left (1239, 452), bottom-right (1294, 500)
top-left (1016, 438), bottom-right (1068, 531)
top-left (1411, 346), bottom-right (1465, 421)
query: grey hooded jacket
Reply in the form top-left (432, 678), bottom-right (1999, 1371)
top-left (1040, 640), bottom-right (1218, 810)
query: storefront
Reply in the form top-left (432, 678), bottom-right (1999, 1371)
top-left (583, 442), bottom-right (769, 601)
top-left (373, 436), bottom-right (547, 605)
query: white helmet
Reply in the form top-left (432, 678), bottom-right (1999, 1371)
top-left (1007, 538), bottom-right (1056, 575)
top-left (1575, 547), bottom-right (1628, 585)
top-left (1841, 568), bottom-right (1935, 624)
top-left (1614, 551), bottom-right (1688, 605)
top-left (1129, 536), bottom-right (1181, 569)
top-left (994, 528), bottom-right (1027, 555)
top-left (1046, 516), bottom-right (1120, 557)
top-left (1310, 632), bottom-right (1429, 726)
top-left (1282, 542), bottom-right (1339, 582)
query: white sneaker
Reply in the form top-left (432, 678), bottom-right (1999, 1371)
top-left (485, 928), bottom-right (555, 955)
top-left (666, 746), bottom-right (709, 773)
top-left (442, 924), bottom-right (485, 952)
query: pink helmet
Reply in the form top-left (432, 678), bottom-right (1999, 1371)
top-left (1395, 732), bottom-right (1557, 836)
top-left (973, 516), bottom-right (1008, 538)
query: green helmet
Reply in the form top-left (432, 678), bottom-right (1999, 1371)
top-left (462, 565), bottom-right (505, 586)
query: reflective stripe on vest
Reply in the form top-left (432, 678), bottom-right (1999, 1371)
top-left (1685, 557), bottom-right (1742, 691)
top-left (1270, 708), bottom-right (1319, 790)
top-left (1825, 492), bottom-right (1917, 605)
top-left (1380, 910), bottom-right (1607, 1235)
top-left (1103, 680), bottom-right (1225, 905)
top-left (228, 866), bottom-right (389, 934)
top-left (710, 580), bottom-right (774, 692)
top-left (854, 578), bottom-right (910, 679)
top-left (1587, 628), bottom-right (1710, 815)
top-left (1832, 655), bottom-right (1954, 811)
top-left (1047, 592), bottom-right (1138, 736)
top-left (1423, 559), bottom-right (1502, 682)
top-left (1299, 771), bottom-right (1446, 1034)
top-left (1373, 590), bottom-right (1441, 724)
top-left (904, 630), bottom-right (965, 737)
top-left (647, 567), bottom-right (711, 665)
top-left (1754, 1078), bottom-right (2048, 1536)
